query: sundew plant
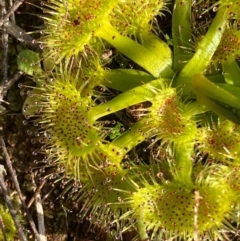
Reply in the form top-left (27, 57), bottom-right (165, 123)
top-left (18, 0), bottom-right (240, 240)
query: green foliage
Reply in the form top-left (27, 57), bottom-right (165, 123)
top-left (109, 122), bottom-right (124, 140)
top-left (17, 50), bottom-right (41, 75)
top-left (0, 204), bottom-right (17, 240)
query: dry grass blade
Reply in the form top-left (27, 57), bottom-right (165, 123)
top-left (0, 0), bottom-right (9, 98)
top-left (0, 0), bottom-right (24, 27)
top-left (0, 136), bottom-right (41, 241)
top-left (29, 173), bottom-right (47, 241)
top-left (0, 165), bottom-right (27, 241)
top-left (193, 190), bottom-right (202, 241)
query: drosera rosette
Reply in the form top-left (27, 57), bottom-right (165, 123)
top-left (128, 163), bottom-right (236, 240)
top-left (39, 0), bottom-right (173, 78)
top-left (196, 118), bottom-right (240, 163)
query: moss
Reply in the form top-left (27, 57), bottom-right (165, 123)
top-left (0, 204), bottom-right (17, 241)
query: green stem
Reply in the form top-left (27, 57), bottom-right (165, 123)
top-left (206, 73), bottom-right (225, 84)
top-left (216, 83), bottom-right (240, 99)
top-left (173, 143), bottom-right (193, 184)
top-left (101, 69), bottom-right (154, 91)
top-left (197, 94), bottom-right (240, 124)
top-left (137, 211), bottom-right (149, 241)
top-left (98, 22), bottom-right (169, 78)
top-left (192, 74), bottom-right (240, 110)
top-left (139, 31), bottom-right (173, 78)
top-left (173, 3), bottom-right (231, 94)
top-left (183, 101), bottom-right (208, 116)
top-left (222, 58), bottom-right (240, 87)
top-left (111, 118), bottom-right (150, 156)
top-left (90, 78), bottom-right (168, 121)
top-left (172, 0), bottom-right (192, 72)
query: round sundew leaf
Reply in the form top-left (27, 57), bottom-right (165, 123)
top-left (197, 119), bottom-right (240, 160)
top-left (23, 73), bottom-right (111, 180)
top-left (199, 164), bottom-right (240, 201)
top-left (17, 50), bottom-right (41, 76)
top-left (39, 80), bottom-right (100, 157)
top-left (150, 89), bottom-right (197, 145)
top-left (41, 0), bottom-right (119, 62)
top-left (131, 179), bottom-right (235, 239)
top-left (212, 27), bottom-right (240, 64)
top-left (110, 0), bottom-right (165, 36)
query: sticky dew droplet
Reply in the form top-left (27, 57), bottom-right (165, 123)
top-left (157, 172), bottom-right (164, 178)
top-left (28, 91), bottom-right (34, 97)
top-left (32, 150), bottom-right (38, 156)
top-left (105, 177), bottom-right (111, 183)
top-left (33, 121), bottom-right (39, 127)
top-left (39, 138), bottom-right (45, 144)
top-left (93, 187), bottom-right (98, 193)
top-left (115, 234), bottom-right (120, 240)
top-left (22, 105), bottom-right (29, 113)
top-left (27, 129), bottom-right (33, 136)
top-left (23, 120), bottom-right (28, 125)
top-left (34, 131), bottom-right (40, 137)
top-left (42, 157), bottom-right (48, 163)
top-left (20, 90), bottom-right (25, 96)
top-left (31, 139), bottom-right (37, 144)
top-left (44, 131), bottom-right (51, 139)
